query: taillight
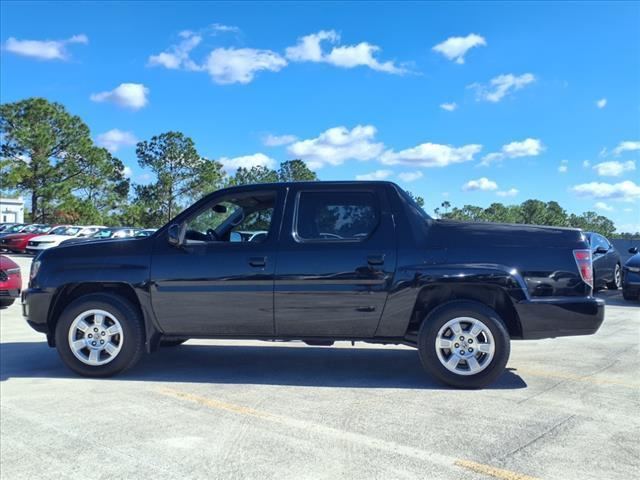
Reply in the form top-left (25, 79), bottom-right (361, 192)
top-left (573, 249), bottom-right (593, 288)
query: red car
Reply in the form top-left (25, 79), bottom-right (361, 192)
top-left (0, 225), bottom-right (70, 254)
top-left (0, 255), bottom-right (21, 308)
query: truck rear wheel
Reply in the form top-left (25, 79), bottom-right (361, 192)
top-left (418, 301), bottom-right (510, 389)
top-left (54, 293), bottom-right (144, 377)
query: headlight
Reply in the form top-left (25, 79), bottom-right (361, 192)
top-left (30, 260), bottom-right (41, 280)
top-left (628, 266), bottom-right (640, 273)
top-left (6, 268), bottom-right (20, 275)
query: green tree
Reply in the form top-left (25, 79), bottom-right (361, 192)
top-left (278, 159), bottom-right (318, 182)
top-left (230, 165), bottom-right (279, 186)
top-left (405, 191), bottom-right (425, 208)
top-left (0, 97), bottom-right (125, 222)
top-left (568, 211), bottom-right (616, 237)
top-left (135, 131), bottom-right (224, 224)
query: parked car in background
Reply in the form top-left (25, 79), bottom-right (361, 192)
top-left (25, 225), bottom-right (105, 255)
top-left (0, 225), bottom-right (70, 254)
top-left (0, 224), bottom-right (30, 239)
top-left (0, 223), bottom-right (19, 232)
top-left (23, 181), bottom-right (604, 389)
top-left (60, 227), bottom-right (141, 246)
top-left (586, 232), bottom-right (622, 290)
top-left (622, 247), bottom-right (640, 301)
top-left (134, 229), bottom-right (157, 237)
top-left (0, 255), bottom-right (21, 308)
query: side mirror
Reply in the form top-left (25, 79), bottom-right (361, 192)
top-left (629, 247), bottom-right (639, 254)
top-left (594, 246), bottom-right (608, 254)
top-left (167, 223), bottom-right (183, 247)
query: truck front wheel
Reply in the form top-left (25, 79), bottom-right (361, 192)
top-left (54, 293), bottom-right (144, 377)
top-left (417, 301), bottom-right (510, 389)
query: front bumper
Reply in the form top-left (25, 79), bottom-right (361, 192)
top-left (21, 287), bottom-right (53, 334)
top-left (515, 296), bottom-right (605, 340)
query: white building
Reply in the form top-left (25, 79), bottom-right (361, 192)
top-left (0, 197), bottom-right (25, 223)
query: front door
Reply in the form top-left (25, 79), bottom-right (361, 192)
top-left (150, 187), bottom-right (285, 336)
top-left (274, 185), bottom-right (396, 337)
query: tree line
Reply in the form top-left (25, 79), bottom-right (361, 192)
top-left (434, 200), bottom-right (637, 238)
top-left (1, 97), bottom-right (636, 237)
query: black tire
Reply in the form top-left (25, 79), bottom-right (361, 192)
top-left (417, 300), bottom-right (511, 389)
top-left (0, 299), bottom-right (15, 308)
top-left (606, 264), bottom-right (622, 290)
top-left (54, 293), bottom-right (144, 377)
top-left (160, 338), bottom-right (188, 347)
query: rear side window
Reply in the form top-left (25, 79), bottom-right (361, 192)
top-left (295, 191), bottom-right (379, 241)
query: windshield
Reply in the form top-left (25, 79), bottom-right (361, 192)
top-left (5, 224), bottom-right (25, 233)
top-left (34, 225), bottom-right (52, 233)
top-left (91, 229), bottom-right (116, 238)
top-left (62, 227), bottom-right (82, 236)
top-left (49, 226), bottom-right (69, 235)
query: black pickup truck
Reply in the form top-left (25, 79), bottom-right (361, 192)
top-left (22, 181), bottom-right (604, 388)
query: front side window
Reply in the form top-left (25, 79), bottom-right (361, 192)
top-left (295, 191), bottom-right (379, 241)
top-left (184, 191), bottom-right (277, 244)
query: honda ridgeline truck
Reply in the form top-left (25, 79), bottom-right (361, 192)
top-left (22, 182), bottom-right (604, 388)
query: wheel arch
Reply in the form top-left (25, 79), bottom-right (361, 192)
top-left (46, 283), bottom-right (159, 349)
top-left (406, 283), bottom-right (523, 341)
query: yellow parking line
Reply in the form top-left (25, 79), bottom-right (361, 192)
top-left (515, 368), bottom-right (640, 389)
top-left (455, 459), bottom-right (540, 480)
top-left (158, 388), bottom-right (539, 480)
top-left (159, 388), bottom-right (272, 419)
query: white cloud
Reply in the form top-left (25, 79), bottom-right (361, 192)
top-left (287, 125), bottom-right (384, 169)
top-left (96, 129), bottom-right (138, 152)
top-left (90, 83), bottom-right (150, 110)
top-left (355, 169), bottom-right (393, 181)
top-left (263, 134), bottom-right (297, 147)
top-left (496, 188), bottom-right (519, 197)
top-left (398, 171), bottom-right (424, 182)
top-left (596, 98), bottom-right (607, 109)
top-left (480, 138), bottom-right (544, 166)
top-left (210, 23), bottom-right (241, 34)
top-left (432, 33), bottom-right (486, 64)
top-left (594, 201), bottom-right (614, 211)
top-left (571, 180), bottom-right (640, 202)
top-left (558, 159), bottom-right (569, 173)
top-left (462, 177), bottom-right (498, 192)
top-left (4, 34), bottom-right (88, 60)
top-left (286, 30), bottom-right (406, 74)
top-left (470, 73), bottom-right (535, 102)
top-left (612, 141), bottom-right (640, 155)
top-left (123, 166), bottom-right (133, 178)
top-left (593, 160), bottom-right (636, 177)
top-left (381, 142), bottom-right (482, 168)
top-left (204, 48), bottom-right (287, 84)
top-left (219, 153), bottom-right (276, 172)
top-left (583, 160), bottom-right (591, 168)
top-left (148, 31), bottom-right (203, 71)
top-left (285, 30), bottom-right (339, 62)
top-left (440, 102), bottom-right (457, 112)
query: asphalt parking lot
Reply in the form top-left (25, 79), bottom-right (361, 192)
top-left (1, 254), bottom-right (638, 480)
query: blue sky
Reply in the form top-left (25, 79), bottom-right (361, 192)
top-left (1, 1), bottom-right (639, 231)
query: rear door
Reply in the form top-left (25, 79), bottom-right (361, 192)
top-left (274, 184), bottom-right (396, 337)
